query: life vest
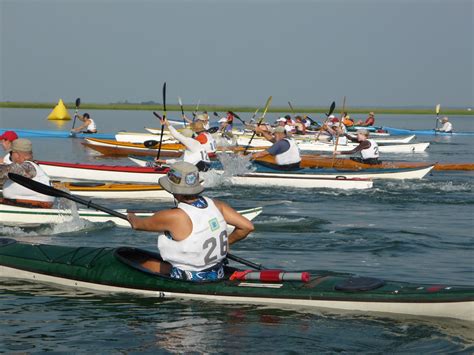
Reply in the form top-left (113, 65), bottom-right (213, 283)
top-left (157, 197), bottom-right (228, 272)
top-left (343, 118), bottom-right (354, 127)
top-left (360, 139), bottom-right (380, 159)
top-left (86, 119), bottom-right (97, 132)
top-left (331, 123), bottom-right (348, 145)
top-left (3, 161), bottom-right (55, 203)
top-left (2, 152), bottom-right (12, 165)
top-left (275, 138), bottom-right (301, 165)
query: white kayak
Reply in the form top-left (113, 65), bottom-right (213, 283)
top-left (297, 142), bottom-right (430, 153)
top-left (0, 204), bottom-right (262, 229)
top-left (129, 157), bottom-right (434, 181)
top-left (115, 132), bottom-right (175, 143)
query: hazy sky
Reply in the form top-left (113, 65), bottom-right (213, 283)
top-left (1, 0), bottom-right (472, 107)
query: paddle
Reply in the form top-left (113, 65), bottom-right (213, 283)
top-left (7, 173), bottom-right (264, 271)
top-left (71, 98), bottom-right (81, 130)
top-left (331, 96), bottom-right (346, 167)
top-left (249, 108), bottom-right (259, 123)
top-left (178, 97), bottom-right (186, 127)
top-left (314, 101), bottom-right (336, 142)
top-left (288, 101), bottom-right (295, 116)
top-left (155, 82), bottom-right (167, 160)
top-left (229, 111), bottom-right (246, 125)
top-left (434, 104), bottom-right (441, 133)
top-left (244, 96), bottom-right (273, 154)
top-left (192, 99), bottom-right (201, 121)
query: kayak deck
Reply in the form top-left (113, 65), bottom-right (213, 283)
top-left (0, 239), bottom-right (472, 321)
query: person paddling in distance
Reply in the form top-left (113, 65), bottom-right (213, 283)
top-left (334, 128), bottom-right (381, 165)
top-left (128, 162), bottom-right (255, 281)
top-left (324, 117), bottom-right (348, 145)
top-left (156, 117), bottom-right (212, 172)
top-left (250, 126), bottom-right (302, 170)
top-left (436, 117), bottom-right (453, 133)
top-left (0, 139), bottom-right (55, 208)
top-left (356, 112), bottom-right (375, 127)
top-left (0, 130), bottom-right (18, 164)
top-left (71, 113), bottom-right (97, 134)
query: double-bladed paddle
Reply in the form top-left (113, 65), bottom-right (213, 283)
top-left (192, 99), bottom-right (201, 121)
top-left (178, 97), bottom-right (187, 127)
top-left (7, 173), bottom-right (264, 270)
top-left (71, 97), bottom-right (81, 130)
top-left (243, 96), bottom-right (273, 154)
top-left (155, 83), bottom-right (167, 160)
top-left (314, 101), bottom-right (336, 142)
top-left (435, 104), bottom-right (441, 133)
top-left (331, 96), bottom-right (346, 166)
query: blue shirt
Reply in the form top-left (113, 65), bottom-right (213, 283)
top-left (267, 139), bottom-right (290, 156)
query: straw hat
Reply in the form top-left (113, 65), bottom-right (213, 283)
top-left (441, 117), bottom-right (449, 122)
top-left (158, 162), bottom-right (204, 195)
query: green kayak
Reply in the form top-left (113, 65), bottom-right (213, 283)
top-left (0, 238), bottom-right (472, 321)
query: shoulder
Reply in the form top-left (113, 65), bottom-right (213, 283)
top-left (195, 133), bottom-right (208, 144)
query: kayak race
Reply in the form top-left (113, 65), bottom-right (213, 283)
top-left (1, 1), bottom-right (473, 353)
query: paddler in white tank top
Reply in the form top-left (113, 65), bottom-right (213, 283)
top-left (0, 139), bottom-right (55, 208)
top-left (250, 126), bottom-right (302, 171)
top-left (128, 162), bottom-right (255, 281)
top-left (156, 118), bottom-right (212, 172)
top-left (71, 113), bottom-right (97, 134)
top-left (334, 128), bottom-right (381, 165)
top-left (0, 130), bottom-right (18, 165)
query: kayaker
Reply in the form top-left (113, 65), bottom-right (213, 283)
top-left (276, 117), bottom-right (294, 134)
top-left (437, 117), bottom-right (453, 133)
top-left (156, 118), bottom-right (211, 172)
top-left (0, 130), bottom-right (18, 164)
top-left (250, 126), bottom-right (302, 170)
top-left (325, 119), bottom-right (348, 145)
top-left (71, 113), bottom-right (97, 134)
top-left (342, 112), bottom-right (354, 127)
top-left (334, 128), bottom-right (380, 165)
top-left (356, 112), bottom-right (375, 127)
top-left (0, 138), bottom-right (55, 208)
top-left (218, 117), bottom-right (232, 132)
top-left (294, 116), bottom-right (307, 135)
top-left (127, 161), bottom-right (255, 281)
top-left (191, 120), bottom-right (217, 156)
top-left (182, 113), bottom-right (211, 130)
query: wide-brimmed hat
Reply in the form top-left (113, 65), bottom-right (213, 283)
top-left (276, 117), bottom-right (287, 122)
top-left (0, 131), bottom-right (18, 142)
top-left (159, 162), bottom-right (204, 195)
top-left (369, 112), bottom-right (375, 116)
top-left (11, 138), bottom-right (32, 153)
top-left (196, 114), bottom-right (208, 121)
top-left (191, 121), bottom-right (206, 133)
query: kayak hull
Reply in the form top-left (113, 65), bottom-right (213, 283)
top-left (384, 126), bottom-right (474, 136)
top-left (0, 240), bottom-right (472, 321)
top-left (297, 142), bottom-right (430, 153)
top-left (0, 128), bottom-right (116, 140)
top-left (0, 205), bottom-right (262, 229)
top-left (56, 182), bottom-right (172, 199)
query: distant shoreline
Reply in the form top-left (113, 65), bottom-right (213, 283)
top-left (0, 101), bottom-right (472, 116)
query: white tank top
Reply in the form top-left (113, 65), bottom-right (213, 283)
top-left (157, 197), bottom-right (228, 271)
top-left (333, 123), bottom-right (348, 145)
top-left (87, 119), bottom-right (97, 131)
top-left (360, 139), bottom-right (380, 159)
top-left (183, 145), bottom-right (210, 165)
top-left (275, 138), bottom-right (301, 165)
top-left (201, 132), bottom-right (217, 154)
top-left (2, 152), bottom-right (12, 165)
top-left (3, 161), bottom-right (55, 202)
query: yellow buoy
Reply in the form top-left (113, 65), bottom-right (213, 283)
top-left (47, 99), bottom-right (71, 120)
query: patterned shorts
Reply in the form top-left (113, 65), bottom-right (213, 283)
top-left (170, 263), bottom-right (225, 282)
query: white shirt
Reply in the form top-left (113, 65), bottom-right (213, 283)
top-left (440, 122), bottom-right (453, 132)
top-left (157, 197), bottom-right (228, 271)
top-left (86, 119), bottom-right (97, 132)
top-left (360, 139), bottom-right (380, 159)
top-left (275, 138), bottom-right (301, 165)
top-left (2, 152), bottom-right (12, 165)
top-left (166, 125), bottom-right (210, 165)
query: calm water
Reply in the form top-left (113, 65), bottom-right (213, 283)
top-left (1, 108), bottom-right (473, 353)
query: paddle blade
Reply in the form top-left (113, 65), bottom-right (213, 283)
top-left (8, 173), bottom-right (70, 199)
top-left (162, 82), bottom-right (167, 117)
top-left (230, 111), bottom-right (241, 119)
top-left (143, 140), bottom-right (159, 148)
top-left (288, 101), bottom-right (295, 113)
top-left (178, 96), bottom-right (183, 106)
top-left (436, 104), bottom-right (441, 114)
top-left (261, 96), bottom-right (273, 120)
top-left (207, 126), bottom-right (219, 134)
top-left (153, 112), bottom-right (162, 120)
top-left (213, 112), bottom-right (219, 117)
top-left (327, 101), bottom-right (336, 117)
top-left (75, 98), bottom-right (81, 108)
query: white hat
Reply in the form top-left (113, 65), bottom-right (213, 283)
top-left (277, 117), bottom-right (287, 122)
top-left (218, 117), bottom-right (228, 123)
top-left (328, 115), bottom-right (336, 119)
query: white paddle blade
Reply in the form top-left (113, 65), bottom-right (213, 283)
top-left (436, 104), bottom-right (441, 114)
top-left (178, 97), bottom-right (183, 106)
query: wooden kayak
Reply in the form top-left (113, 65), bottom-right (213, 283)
top-left (1, 239), bottom-right (472, 321)
top-left (83, 138), bottom-right (260, 157)
top-left (0, 205), bottom-right (262, 229)
top-left (256, 155), bottom-right (474, 171)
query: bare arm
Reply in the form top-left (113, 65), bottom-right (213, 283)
top-left (337, 140), bottom-right (370, 155)
top-left (214, 199), bottom-right (255, 245)
top-left (168, 125), bottom-right (201, 152)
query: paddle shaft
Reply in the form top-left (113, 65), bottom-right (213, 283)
top-left (7, 173), bottom-right (263, 271)
top-left (156, 83), bottom-right (167, 160)
top-left (244, 96), bottom-right (273, 154)
top-left (331, 96), bottom-right (346, 166)
top-left (314, 101), bottom-right (336, 142)
top-left (435, 104), bottom-right (441, 132)
top-left (178, 97), bottom-right (186, 127)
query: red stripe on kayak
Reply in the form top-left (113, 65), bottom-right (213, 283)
top-left (37, 161), bottom-right (169, 174)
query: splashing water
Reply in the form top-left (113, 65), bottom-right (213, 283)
top-left (203, 153), bottom-right (255, 188)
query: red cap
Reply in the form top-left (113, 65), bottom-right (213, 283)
top-left (330, 117), bottom-right (339, 123)
top-left (0, 131), bottom-right (18, 142)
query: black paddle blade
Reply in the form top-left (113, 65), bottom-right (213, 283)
top-left (8, 173), bottom-right (69, 199)
top-left (143, 140), bottom-right (159, 148)
top-left (229, 111), bottom-right (241, 119)
top-left (207, 126), bottom-right (219, 134)
top-left (162, 82), bottom-right (167, 116)
top-left (327, 101), bottom-right (336, 117)
top-left (75, 98), bottom-right (81, 108)
top-left (153, 112), bottom-right (162, 120)
top-left (213, 112), bottom-right (219, 117)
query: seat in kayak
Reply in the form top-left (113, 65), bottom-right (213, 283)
top-left (335, 277), bottom-right (385, 292)
top-left (68, 182), bottom-right (107, 187)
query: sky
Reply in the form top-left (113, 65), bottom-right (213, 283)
top-left (1, 0), bottom-right (472, 107)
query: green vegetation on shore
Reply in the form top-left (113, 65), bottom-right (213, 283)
top-left (0, 101), bottom-right (472, 116)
